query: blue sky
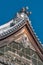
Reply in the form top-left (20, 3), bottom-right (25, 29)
top-left (0, 0), bottom-right (43, 44)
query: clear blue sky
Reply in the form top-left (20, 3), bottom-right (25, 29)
top-left (0, 0), bottom-right (43, 44)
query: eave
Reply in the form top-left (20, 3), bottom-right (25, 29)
top-left (0, 20), bottom-right (43, 61)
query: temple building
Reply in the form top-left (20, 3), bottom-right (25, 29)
top-left (0, 7), bottom-right (43, 65)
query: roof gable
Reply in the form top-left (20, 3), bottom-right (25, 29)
top-left (0, 7), bottom-right (43, 61)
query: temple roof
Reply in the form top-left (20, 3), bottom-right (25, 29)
top-left (0, 7), bottom-right (43, 61)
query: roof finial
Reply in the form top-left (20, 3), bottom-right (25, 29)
top-left (26, 6), bottom-right (29, 10)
